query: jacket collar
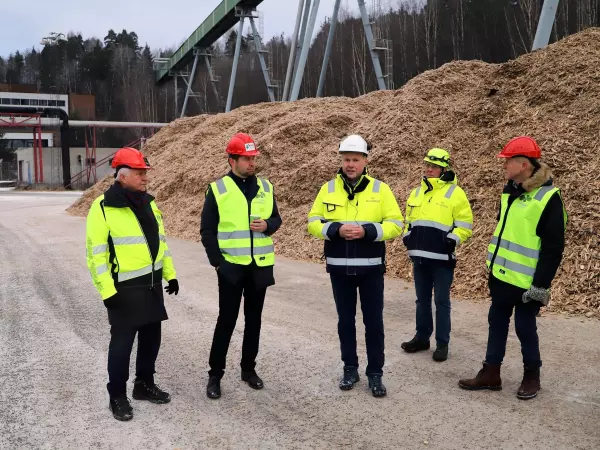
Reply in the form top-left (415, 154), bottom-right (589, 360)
top-left (337, 168), bottom-right (371, 196)
top-left (421, 170), bottom-right (457, 192)
top-left (103, 182), bottom-right (154, 208)
top-left (504, 162), bottom-right (553, 195)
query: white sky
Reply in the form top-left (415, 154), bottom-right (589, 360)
top-left (0, 0), bottom-right (364, 58)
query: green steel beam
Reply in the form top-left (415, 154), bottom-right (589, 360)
top-left (156, 0), bottom-right (264, 82)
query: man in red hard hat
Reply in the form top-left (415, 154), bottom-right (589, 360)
top-left (85, 147), bottom-right (179, 421)
top-left (201, 133), bottom-right (282, 399)
top-left (459, 136), bottom-right (567, 400)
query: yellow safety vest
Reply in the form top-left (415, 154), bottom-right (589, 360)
top-left (86, 195), bottom-right (177, 300)
top-left (487, 185), bottom-right (567, 289)
top-left (211, 175), bottom-right (275, 267)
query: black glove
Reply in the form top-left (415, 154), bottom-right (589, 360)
top-left (104, 293), bottom-right (119, 309)
top-left (402, 234), bottom-right (410, 247)
top-left (164, 279), bottom-right (179, 295)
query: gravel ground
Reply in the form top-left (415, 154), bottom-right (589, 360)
top-left (1, 191), bottom-right (599, 450)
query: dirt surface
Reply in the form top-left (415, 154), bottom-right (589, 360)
top-left (68, 29), bottom-right (600, 316)
top-left (3, 192), bottom-right (600, 449)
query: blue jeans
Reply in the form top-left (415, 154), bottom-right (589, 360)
top-left (413, 262), bottom-right (454, 347)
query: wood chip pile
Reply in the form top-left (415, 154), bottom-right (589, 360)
top-left (69, 29), bottom-right (600, 316)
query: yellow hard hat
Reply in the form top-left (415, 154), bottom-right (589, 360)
top-left (424, 148), bottom-right (450, 168)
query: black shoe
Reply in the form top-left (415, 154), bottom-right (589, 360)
top-left (401, 336), bottom-right (430, 353)
top-left (339, 366), bottom-right (360, 391)
top-left (367, 375), bottom-right (387, 398)
top-left (132, 380), bottom-right (171, 404)
top-left (241, 371), bottom-right (264, 390)
top-left (109, 395), bottom-right (133, 421)
top-left (433, 345), bottom-right (449, 362)
top-left (206, 376), bottom-right (221, 399)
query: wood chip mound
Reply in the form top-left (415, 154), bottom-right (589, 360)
top-left (68, 29), bottom-right (600, 317)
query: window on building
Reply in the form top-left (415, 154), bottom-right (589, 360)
top-left (57, 100), bottom-right (66, 106)
top-left (48, 100), bottom-right (57, 106)
top-left (30, 99), bottom-right (39, 106)
top-left (0, 98), bottom-right (10, 105)
top-left (11, 99), bottom-right (20, 105)
top-left (20, 99), bottom-right (30, 105)
top-left (39, 100), bottom-right (48, 106)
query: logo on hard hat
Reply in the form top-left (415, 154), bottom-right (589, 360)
top-left (245, 143), bottom-right (256, 152)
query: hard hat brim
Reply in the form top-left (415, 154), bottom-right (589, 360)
top-left (424, 157), bottom-right (448, 167)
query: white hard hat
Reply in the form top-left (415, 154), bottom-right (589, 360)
top-left (338, 134), bottom-right (371, 155)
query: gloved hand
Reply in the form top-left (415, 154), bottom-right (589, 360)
top-left (164, 279), bottom-right (179, 296)
top-left (522, 286), bottom-right (550, 306)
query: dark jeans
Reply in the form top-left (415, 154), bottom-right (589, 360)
top-left (330, 272), bottom-right (385, 375)
top-left (107, 321), bottom-right (161, 398)
top-left (485, 276), bottom-right (542, 368)
top-left (208, 271), bottom-right (267, 378)
top-left (413, 262), bottom-right (454, 346)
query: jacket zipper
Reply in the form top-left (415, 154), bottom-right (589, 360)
top-left (132, 214), bottom-right (155, 289)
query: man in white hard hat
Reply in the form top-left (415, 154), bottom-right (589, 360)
top-left (307, 135), bottom-right (404, 397)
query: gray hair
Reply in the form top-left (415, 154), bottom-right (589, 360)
top-left (116, 167), bottom-right (131, 181)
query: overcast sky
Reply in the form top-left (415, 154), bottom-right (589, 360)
top-left (0, 0), bottom-right (361, 58)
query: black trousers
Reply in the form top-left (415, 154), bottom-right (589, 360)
top-left (107, 321), bottom-right (162, 398)
top-left (330, 272), bottom-right (385, 375)
top-left (208, 272), bottom-right (267, 378)
top-left (485, 276), bottom-right (542, 368)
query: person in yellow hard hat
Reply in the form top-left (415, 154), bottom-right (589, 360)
top-left (85, 147), bottom-right (179, 421)
top-left (400, 148), bottom-right (473, 362)
top-left (307, 135), bottom-right (404, 397)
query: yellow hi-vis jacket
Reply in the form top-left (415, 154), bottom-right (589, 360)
top-left (210, 175), bottom-right (275, 266)
top-left (308, 171), bottom-right (404, 275)
top-left (86, 194), bottom-right (176, 300)
top-left (403, 175), bottom-right (473, 263)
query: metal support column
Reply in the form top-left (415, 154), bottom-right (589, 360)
top-left (202, 52), bottom-right (222, 110)
top-left (174, 76), bottom-right (178, 118)
top-left (290, 0), bottom-right (321, 102)
top-left (532, 0), bottom-right (560, 51)
top-left (226, 16), bottom-right (246, 112)
top-left (181, 51), bottom-right (200, 118)
top-left (283, 0), bottom-right (306, 101)
top-left (317, 0), bottom-right (341, 97)
top-left (357, 0), bottom-right (387, 91)
top-left (289, 0), bottom-right (313, 100)
top-left (249, 16), bottom-right (276, 102)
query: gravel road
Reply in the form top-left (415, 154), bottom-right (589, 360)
top-left (1, 191), bottom-right (598, 449)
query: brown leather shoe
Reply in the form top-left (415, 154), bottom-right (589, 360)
top-left (517, 367), bottom-right (540, 400)
top-left (458, 362), bottom-right (502, 391)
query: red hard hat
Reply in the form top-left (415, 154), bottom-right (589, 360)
top-left (226, 133), bottom-right (260, 156)
top-left (111, 147), bottom-right (152, 169)
top-left (498, 136), bottom-right (541, 159)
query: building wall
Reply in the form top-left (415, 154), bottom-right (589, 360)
top-left (0, 84), bottom-right (37, 93)
top-left (69, 94), bottom-right (96, 120)
top-left (15, 147), bottom-right (118, 188)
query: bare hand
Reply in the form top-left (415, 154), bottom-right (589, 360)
top-left (250, 219), bottom-right (268, 233)
top-left (339, 224), bottom-right (365, 240)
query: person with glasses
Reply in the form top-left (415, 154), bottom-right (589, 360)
top-left (400, 148), bottom-right (473, 362)
top-left (307, 135), bottom-right (404, 397)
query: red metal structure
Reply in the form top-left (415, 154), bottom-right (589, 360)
top-left (0, 113), bottom-right (44, 183)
